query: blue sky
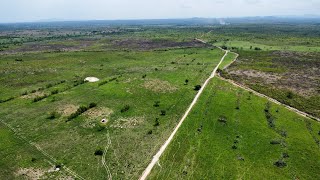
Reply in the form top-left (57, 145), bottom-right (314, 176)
top-left (1, 0), bottom-right (320, 23)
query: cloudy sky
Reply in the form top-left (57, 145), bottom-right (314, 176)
top-left (1, 0), bottom-right (320, 23)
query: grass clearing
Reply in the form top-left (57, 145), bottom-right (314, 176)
top-left (149, 78), bottom-right (320, 179)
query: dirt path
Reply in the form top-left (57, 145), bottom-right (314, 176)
top-left (139, 40), bottom-right (229, 180)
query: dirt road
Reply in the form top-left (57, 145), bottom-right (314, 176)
top-left (139, 42), bottom-right (229, 180)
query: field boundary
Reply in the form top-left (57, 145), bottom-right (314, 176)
top-left (139, 40), bottom-right (229, 180)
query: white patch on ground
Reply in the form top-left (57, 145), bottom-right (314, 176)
top-left (84, 77), bottom-right (100, 82)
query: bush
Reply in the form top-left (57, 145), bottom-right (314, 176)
top-left (218, 115), bottom-right (227, 124)
top-left (89, 102), bottom-right (97, 108)
top-left (154, 118), bottom-right (160, 127)
top-left (142, 74), bottom-right (147, 78)
top-left (47, 112), bottom-right (58, 120)
top-left (147, 130), bottom-right (153, 135)
top-left (98, 80), bottom-right (108, 86)
top-left (94, 148), bottom-right (104, 156)
top-left (121, 105), bottom-right (130, 113)
top-left (270, 140), bottom-right (281, 145)
top-left (67, 105), bottom-right (89, 121)
top-left (254, 47), bottom-right (262, 51)
top-left (221, 45), bottom-right (228, 50)
top-left (282, 153), bottom-right (289, 158)
top-left (194, 85), bottom-right (201, 91)
top-left (286, 91), bottom-right (294, 99)
top-left (21, 91), bottom-right (28, 96)
top-left (46, 83), bottom-right (53, 88)
top-left (184, 79), bottom-right (189, 85)
top-left (153, 101), bottom-right (160, 107)
top-left (160, 110), bottom-right (166, 116)
top-left (33, 94), bottom-right (48, 102)
top-left (274, 160), bottom-right (287, 168)
top-left (51, 89), bottom-right (59, 95)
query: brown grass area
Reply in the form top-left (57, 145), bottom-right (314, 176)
top-left (143, 79), bottom-right (177, 93)
top-left (110, 116), bottom-right (145, 129)
top-left (15, 168), bottom-right (45, 180)
top-left (57, 104), bottom-right (78, 117)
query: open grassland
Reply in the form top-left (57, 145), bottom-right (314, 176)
top-left (149, 78), bottom-right (320, 179)
top-left (0, 44), bottom-right (224, 179)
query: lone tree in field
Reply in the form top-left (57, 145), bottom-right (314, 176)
top-left (185, 79), bottom-right (189, 85)
top-left (194, 85), bottom-right (201, 91)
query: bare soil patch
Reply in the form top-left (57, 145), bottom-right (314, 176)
top-left (21, 91), bottom-right (46, 99)
top-left (109, 38), bottom-right (208, 50)
top-left (57, 104), bottom-right (78, 117)
top-left (110, 116), bottom-right (144, 129)
top-left (15, 168), bottom-right (45, 180)
top-left (143, 79), bottom-right (177, 93)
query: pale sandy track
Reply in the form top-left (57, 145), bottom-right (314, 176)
top-left (139, 40), bottom-right (229, 180)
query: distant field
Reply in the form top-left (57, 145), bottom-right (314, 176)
top-left (149, 78), bottom-right (320, 179)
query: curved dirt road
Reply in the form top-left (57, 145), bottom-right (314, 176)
top-left (139, 42), bottom-right (229, 180)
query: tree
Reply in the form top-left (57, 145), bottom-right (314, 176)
top-left (194, 85), bottom-right (201, 91)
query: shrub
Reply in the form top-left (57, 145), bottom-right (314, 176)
top-left (153, 101), bottom-right (160, 107)
top-left (121, 105), bottom-right (130, 113)
top-left (98, 80), bottom-right (108, 86)
top-left (89, 102), bottom-right (97, 108)
top-left (282, 153), bottom-right (289, 158)
top-left (31, 89), bottom-right (37, 93)
top-left (142, 74), bottom-right (147, 78)
top-left (194, 85), bottom-right (201, 91)
top-left (51, 89), bottom-right (59, 95)
top-left (221, 45), bottom-right (228, 50)
top-left (147, 130), bottom-right (153, 135)
top-left (274, 160), bottom-right (287, 168)
top-left (33, 94), bottom-right (48, 102)
top-left (218, 115), bottom-right (227, 124)
top-left (21, 91), bottom-right (28, 96)
top-left (232, 145), bottom-right (237, 149)
top-left (46, 83), bottom-right (53, 88)
top-left (94, 148), bottom-right (104, 156)
top-left (15, 58), bottom-right (23, 62)
top-left (154, 118), bottom-right (160, 127)
top-left (31, 157), bottom-right (37, 162)
top-left (184, 79), bottom-right (189, 85)
top-left (254, 47), bottom-right (262, 51)
top-left (160, 110), bottom-right (166, 116)
top-left (270, 140), bottom-right (281, 145)
top-left (67, 105), bottom-right (89, 121)
top-left (47, 112), bottom-right (58, 120)
top-left (286, 91), bottom-right (294, 99)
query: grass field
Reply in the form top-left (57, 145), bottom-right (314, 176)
top-left (213, 41), bottom-right (320, 52)
top-left (0, 45), bottom-right (224, 179)
top-left (149, 78), bottom-right (320, 179)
